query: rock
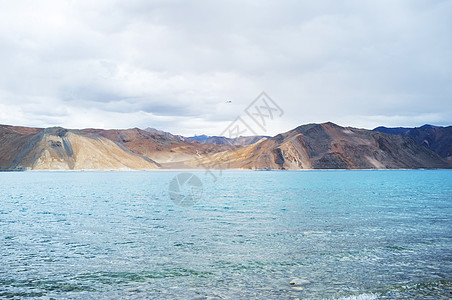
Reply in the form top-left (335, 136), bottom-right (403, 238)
top-left (50, 140), bottom-right (62, 148)
top-left (289, 278), bottom-right (310, 286)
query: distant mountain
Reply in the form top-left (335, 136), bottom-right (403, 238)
top-left (188, 134), bottom-right (212, 142)
top-left (187, 122), bottom-right (450, 170)
top-left (1, 123), bottom-right (450, 170)
top-left (81, 128), bottom-right (229, 164)
top-left (374, 125), bottom-right (452, 161)
top-left (144, 127), bottom-right (189, 142)
top-left (188, 134), bottom-right (269, 146)
top-left (0, 125), bottom-right (159, 170)
top-left (373, 126), bottom-right (412, 135)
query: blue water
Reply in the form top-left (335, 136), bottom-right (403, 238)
top-left (0, 170), bottom-right (451, 299)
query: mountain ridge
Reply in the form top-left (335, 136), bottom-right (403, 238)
top-left (1, 122), bottom-right (451, 170)
top-left (184, 122), bottom-right (450, 170)
top-left (0, 125), bottom-right (160, 170)
top-left (188, 134), bottom-right (269, 146)
top-left (374, 124), bottom-right (452, 161)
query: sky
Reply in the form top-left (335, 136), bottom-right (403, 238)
top-left (0, 0), bottom-right (451, 136)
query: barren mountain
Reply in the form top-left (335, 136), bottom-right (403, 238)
top-left (1, 123), bottom-right (450, 171)
top-left (144, 127), bottom-right (189, 142)
top-left (374, 125), bottom-right (452, 161)
top-left (0, 126), bottom-right (159, 170)
top-left (187, 122), bottom-right (450, 170)
top-left (81, 128), bottom-right (230, 164)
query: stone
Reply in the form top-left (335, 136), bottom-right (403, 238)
top-left (289, 278), bottom-right (310, 286)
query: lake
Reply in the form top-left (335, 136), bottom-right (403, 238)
top-left (0, 170), bottom-right (451, 299)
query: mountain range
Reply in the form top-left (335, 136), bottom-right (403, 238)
top-left (187, 134), bottom-right (269, 146)
top-left (374, 124), bottom-right (452, 161)
top-left (0, 122), bottom-right (450, 171)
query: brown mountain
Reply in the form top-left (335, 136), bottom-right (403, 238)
top-left (81, 128), bottom-right (230, 164)
top-left (0, 126), bottom-right (159, 170)
top-left (187, 122), bottom-right (450, 170)
top-left (144, 127), bottom-right (190, 142)
top-left (1, 122), bottom-right (450, 170)
top-left (374, 125), bottom-right (452, 161)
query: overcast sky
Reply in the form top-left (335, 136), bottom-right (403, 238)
top-left (0, 0), bottom-right (451, 136)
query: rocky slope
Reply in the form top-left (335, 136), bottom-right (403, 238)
top-left (1, 122), bottom-right (450, 170)
top-left (81, 128), bottom-right (230, 164)
top-left (374, 125), bottom-right (452, 161)
top-left (0, 126), bottom-right (159, 170)
top-left (187, 122), bottom-right (450, 170)
top-left (144, 127), bottom-right (189, 142)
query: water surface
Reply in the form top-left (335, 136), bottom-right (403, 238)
top-left (0, 170), bottom-right (451, 299)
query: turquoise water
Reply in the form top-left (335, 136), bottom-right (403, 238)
top-left (0, 170), bottom-right (451, 299)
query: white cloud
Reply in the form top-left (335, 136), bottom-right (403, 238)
top-left (0, 0), bottom-right (451, 136)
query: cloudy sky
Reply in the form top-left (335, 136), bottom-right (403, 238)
top-left (0, 0), bottom-right (451, 136)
